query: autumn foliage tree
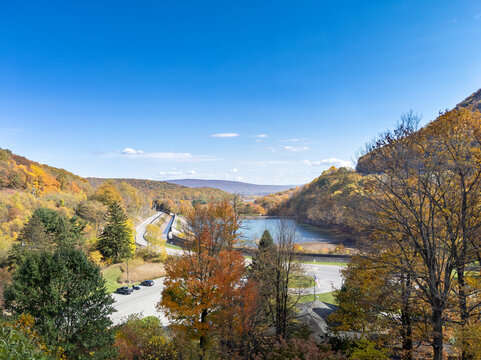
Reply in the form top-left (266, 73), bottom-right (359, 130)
top-left (158, 200), bottom-right (257, 359)
top-left (114, 315), bottom-right (179, 360)
top-left (358, 108), bottom-right (481, 360)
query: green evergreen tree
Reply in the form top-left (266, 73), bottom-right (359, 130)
top-left (6, 209), bottom-right (85, 268)
top-left (250, 229), bottom-right (276, 320)
top-left (98, 201), bottom-right (134, 263)
top-left (33, 208), bottom-right (85, 247)
top-left (259, 229), bottom-right (274, 249)
top-left (4, 248), bottom-right (116, 359)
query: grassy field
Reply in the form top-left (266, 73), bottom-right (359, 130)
top-left (298, 291), bottom-right (338, 305)
top-left (102, 259), bottom-right (165, 292)
top-left (289, 274), bottom-right (315, 288)
top-left (102, 265), bottom-right (123, 293)
top-left (118, 261), bottom-right (165, 283)
top-left (164, 242), bottom-right (183, 250)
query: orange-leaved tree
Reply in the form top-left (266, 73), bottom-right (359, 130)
top-left (157, 200), bottom-right (257, 359)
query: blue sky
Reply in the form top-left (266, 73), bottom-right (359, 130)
top-left (1, 1), bottom-right (481, 185)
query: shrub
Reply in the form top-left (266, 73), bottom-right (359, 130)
top-left (263, 337), bottom-right (348, 360)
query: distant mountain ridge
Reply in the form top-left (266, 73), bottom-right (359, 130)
top-left (165, 179), bottom-right (296, 195)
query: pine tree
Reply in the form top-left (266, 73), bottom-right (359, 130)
top-left (98, 201), bottom-right (134, 263)
top-left (4, 248), bottom-right (116, 359)
top-left (259, 229), bottom-right (274, 249)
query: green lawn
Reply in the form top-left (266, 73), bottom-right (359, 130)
top-left (163, 242), bottom-right (183, 250)
top-left (289, 274), bottom-right (315, 288)
top-left (298, 291), bottom-right (338, 305)
top-left (102, 265), bottom-right (123, 293)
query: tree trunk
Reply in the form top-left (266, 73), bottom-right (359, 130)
top-left (199, 309), bottom-right (208, 360)
top-left (126, 259), bottom-right (130, 287)
top-left (401, 274), bottom-right (413, 360)
top-left (457, 264), bottom-right (469, 360)
top-left (432, 305), bottom-right (444, 360)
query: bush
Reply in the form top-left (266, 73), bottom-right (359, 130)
top-left (263, 337), bottom-right (348, 360)
top-left (0, 314), bottom-right (63, 359)
top-left (348, 339), bottom-right (388, 360)
top-left (115, 315), bottom-right (179, 360)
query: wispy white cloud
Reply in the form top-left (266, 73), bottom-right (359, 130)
top-left (283, 145), bottom-right (309, 152)
top-left (253, 134), bottom-right (268, 138)
top-left (282, 138), bottom-right (306, 142)
top-left (158, 171), bottom-right (183, 176)
top-left (447, 17), bottom-right (458, 24)
top-left (303, 158), bottom-right (353, 168)
top-left (230, 168), bottom-right (238, 173)
top-left (210, 133), bottom-right (239, 138)
top-left (121, 147), bottom-right (145, 155)
top-left (475, 13), bottom-right (481, 20)
top-left (158, 169), bottom-right (196, 177)
top-left (116, 148), bottom-right (217, 162)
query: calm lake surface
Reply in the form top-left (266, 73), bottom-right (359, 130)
top-left (240, 218), bottom-right (340, 246)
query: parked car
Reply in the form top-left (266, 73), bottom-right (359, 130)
top-left (141, 280), bottom-right (154, 286)
top-left (132, 285), bottom-right (140, 290)
top-left (116, 286), bottom-right (133, 295)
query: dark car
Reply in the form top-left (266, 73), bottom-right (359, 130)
top-left (141, 280), bottom-right (154, 286)
top-left (116, 286), bottom-right (133, 295)
top-left (132, 285), bottom-right (140, 290)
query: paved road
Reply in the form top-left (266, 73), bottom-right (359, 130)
top-left (135, 212), bottom-right (163, 247)
top-left (111, 278), bottom-right (168, 326)
top-left (296, 264), bottom-right (343, 295)
top-left (134, 212), bottom-right (182, 256)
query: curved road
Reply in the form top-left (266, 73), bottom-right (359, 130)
top-left (112, 213), bottom-right (343, 325)
top-left (135, 212), bottom-right (163, 247)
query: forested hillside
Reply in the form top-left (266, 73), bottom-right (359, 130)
top-left (259, 88), bottom-right (481, 241)
top-left (0, 148), bottom-right (90, 194)
top-left (457, 88), bottom-right (481, 112)
top-left (0, 149), bottom-right (229, 259)
top-left (357, 88), bottom-right (481, 174)
top-left (88, 177), bottom-right (228, 213)
top-left (255, 166), bottom-right (365, 239)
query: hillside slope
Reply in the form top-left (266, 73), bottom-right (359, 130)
top-left (166, 178), bottom-right (295, 195)
top-left (263, 88), bottom-right (481, 241)
top-left (457, 88), bottom-right (481, 112)
top-left (88, 177), bottom-right (229, 211)
top-left (0, 149), bottom-right (230, 256)
top-left (255, 167), bottom-right (364, 238)
top-left (0, 148), bottom-right (90, 195)
top-left (357, 88), bottom-right (481, 174)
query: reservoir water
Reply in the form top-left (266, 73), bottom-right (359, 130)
top-left (240, 218), bottom-right (340, 246)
